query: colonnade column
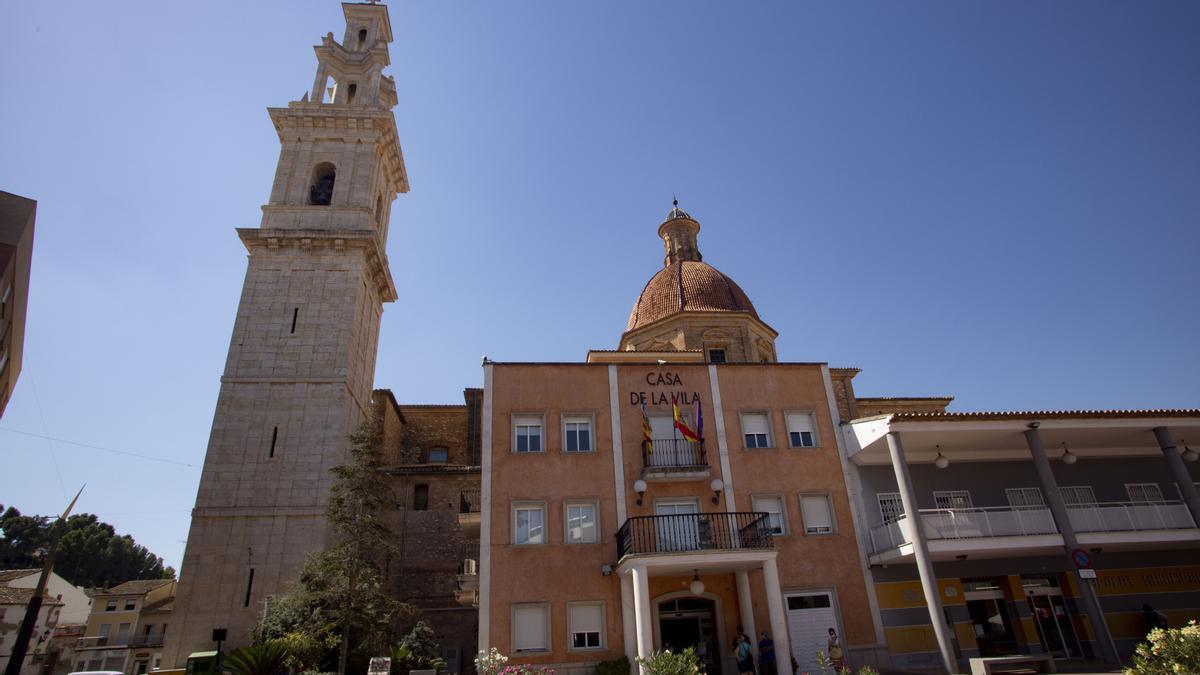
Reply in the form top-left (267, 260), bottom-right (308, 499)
top-left (735, 570), bottom-right (758, 645)
top-left (1024, 427), bottom-right (1119, 664)
top-left (631, 564), bottom-right (655, 670)
top-left (761, 557), bottom-right (792, 674)
top-left (885, 431), bottom-right (958, 674)
top-left (1153, 427), bottom-right (1200, 527)
top-left (621, 572), bottom-right (638, 665)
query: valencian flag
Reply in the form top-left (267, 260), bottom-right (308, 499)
top-left (673, 401), bottom-right (702, 442)
top-left (641, 402), bottom-right (654, 453)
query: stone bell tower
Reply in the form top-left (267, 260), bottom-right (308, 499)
top-left (164, 3), bottom-right (407, 664)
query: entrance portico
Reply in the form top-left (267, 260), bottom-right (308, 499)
top-left (618, 550), bottom-right (791, 675)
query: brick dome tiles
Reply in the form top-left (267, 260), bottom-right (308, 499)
top-left (626, 260), bottom-right (760, 332)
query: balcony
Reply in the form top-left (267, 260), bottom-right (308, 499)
top-left (617, 512), bottom-right (773, 560)
top-left (458, 488), bottom-right (481, 536)
top-left (641, 439), bottom-right (709, 481)
top-left (75, 636), bottom-right (118, 649)
top-left (130, 634), bottom-right (166, 648)
top-left (868, 501), bottom-right (1199, 563)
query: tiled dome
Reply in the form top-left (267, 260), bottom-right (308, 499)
top-left (626, 260), bottom-right (759, 332)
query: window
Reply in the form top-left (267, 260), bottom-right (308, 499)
top-left (115, 623), bottom-right (130, 645)
top-left (568, 602), bottom-right (604, 650)
top-left (124, 599), bottom-right (136, 611)
top-left (564, 415), bottom-right (593, 452)
top-left (741, 412), bottom-right (771, 448)
top-left (512, 604), bottom-right (549, 652)
top-left (428, 447), bottom-right (449, 464)
top-left (105, 600), bottom-right (117, 612)
top-left (785, 412), bottom-right (817, 448)
top-left (877, 492), bottom-right (903, 522)
top-left (413, 484), bottom-right (429, 511)
top-left (708, 349), bottom-right (726, 364)
top-left (346, 83), bottom-right (357, 104)
top-left (308, 162), bottom-right (336, 205)
top-left (357, 28), bottom-right (368, 48)
top-left (751, 495), bottom-right (787, 535)
top-left (800, 494), bottom-right (834, 535)
top-left (1060, 485), bottom-right (1097, 505)
top-left (1127, 483), bottom-right (1165, 503)
top-left (513, 503), bottom-right (545, 545)
top-left (934, 490), bottom-right (973, 509)
top-left (514, 415), bottom-right (544, 453)
top-left (1005, 487), bottom-right (1045, 509)
top-left (565, 502), bottom-right (598, 544)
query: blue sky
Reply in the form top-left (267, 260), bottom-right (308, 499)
top-left (1, 1), bottom-right (1197, 571)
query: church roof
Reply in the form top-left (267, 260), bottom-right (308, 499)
top-left (626, 260), bottom-right (760, 332)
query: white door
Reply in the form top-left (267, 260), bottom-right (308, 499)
top-left (786, 592), bottom-right (839, 675)
top-left (655, 500), bottom-right (700, 552)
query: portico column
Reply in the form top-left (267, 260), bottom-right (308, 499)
top-left (631, 564), bottom-right (655, 668)
top-left (735, 570), bottom-right (758, 647)
top-left (1153, 427), bottom-right (1200, 527)
top-left (1025, 427), bottom-right (1120, 664)
top-left (886, 431), bottom-right (958, 674)
top-left (621, 572), bottom-right (638, 665)
top-left (761, 557), bottom-right (792, 674)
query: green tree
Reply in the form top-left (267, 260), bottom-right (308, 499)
top-left (0, 506), bottom-right (173, 587)
top-left (256, 418), bottom-right (413, 675)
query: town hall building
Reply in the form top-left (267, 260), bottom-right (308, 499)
top-left (164, 4), bottom-right (1200, 674)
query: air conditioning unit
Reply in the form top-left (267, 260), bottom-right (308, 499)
top-left (462, 559), bottom-right (478, 575)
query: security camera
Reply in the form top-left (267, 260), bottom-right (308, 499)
top-left (601, 564), bottom-right (614, 576)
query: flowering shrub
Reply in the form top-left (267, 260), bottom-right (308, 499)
top-left (474, 649), bottom-right (554, 675)
top-left (1125, 620), bottom-right (1200, 675)
top-left (635, 648), bottom-right (701, 675)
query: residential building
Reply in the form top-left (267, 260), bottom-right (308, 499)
top-left (1, 587), bottom-right (63, 675)
top-left (74, 580), bottom-right (175, 675)
top-left (0, 570), bottom-right (91, 675)
top-left (0, 191), bottom-right (35, 418)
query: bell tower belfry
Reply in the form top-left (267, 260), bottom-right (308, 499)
top-left (164, 3), bottom-right (406, 664)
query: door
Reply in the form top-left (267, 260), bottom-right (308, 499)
top-left (965, 591), bottom-right (1017, 657)
top-left (648, 415), bottom-right (680, 466)
top-left (786, 592), bottom-right (839, 675)
top-left (655, 500), bottom-right (700, 551)
top-left (1026, 589), bottom-right (1082, 659)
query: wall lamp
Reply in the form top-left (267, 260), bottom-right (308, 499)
top-left (1027, 421), bottom-right (1040, 429)
top-left (634, 479), bottom-right (647, 506)
top-left (934, 444), bottom-right (950, 469)
top-left (710, 478), bottom-right (725, 504)
top-left (1060, 442), bottom-right (1078, 465)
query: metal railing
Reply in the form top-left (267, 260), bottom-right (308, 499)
top-left (130, 634), bottom-right (166, 647)
top-left (617, 512), bottom-right (773, 558)
top-left (459, 488), bottom-right (481, 514)
top-left (459, 541), bottom-right (480, 575)
top-left (868, 501), bottom-right (1198, 554)
top-left (642, 439), bottom-right (707, 470)
top-left (75, 636), bottom-right (116, 649)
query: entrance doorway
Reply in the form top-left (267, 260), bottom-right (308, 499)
top-left (658, 597), bottom-right (719, 673)
top-left (1023, 577), bottom-right (1083, 659)
top-left (785, 592), bottom-right (840, 675)
top-left (963, 579), bottom-right (1018, 656)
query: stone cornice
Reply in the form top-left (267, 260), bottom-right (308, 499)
top-left (237, 227), bottom-right (398, 303)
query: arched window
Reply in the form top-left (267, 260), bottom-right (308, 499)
top-left (346, 83), bottom-right (357, 104)
top-left (308, 163), bottom-right (336, 206)
top-left (413, 484), bottom-right (429, 511)
top-left (358, 29), bottom-right (368, 49)
top-left (322, 77), bottom-right (338, 104)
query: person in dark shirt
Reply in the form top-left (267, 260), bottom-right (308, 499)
top-left (757, 631), bottom-right (776, 675)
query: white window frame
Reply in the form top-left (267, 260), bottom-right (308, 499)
top-left (933, 490), bottom-right (974, 510)
top-left (799, 493), bottom-right (835, 535)
top-left (784, 411), bottom-right (818, 448)
top-left (511, 603), bottom-right (550, 653)
top-left (513, 414), bottom-right (545, 453)
top-left (740, 411), bottom-right (773, 449)
top-left (562, 413), bottom-right (595, 453)
top-left (877, 492), bottom-right (903, 522)
top-left (1005, 487), bottom-right (1045, 509)
top-left (512, 502), bottom-right (547, 545)
top-left (564, 500), bottom-right (600, 544)
top-left (751, 494), bottom-right (788, 535)
top-left (1126, 483), bottom-right (1165, 503)
top-left (1059, 485), bottom-right (1097, 505)
top-left (567, 601), bottom-right (605, 651)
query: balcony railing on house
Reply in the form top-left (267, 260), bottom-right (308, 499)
top-left (129, 634), bottom-right (166, 648)
top-left (642, 439), bottom-right (707, 471)
top-left (75, 636), bottom-right (118, 649)
top-left (868, 501), bottom-right (1197, 554)
top-left (617, 512), bottom-right (773, 559)
top-left (459, 488), bottom-right (481, 514)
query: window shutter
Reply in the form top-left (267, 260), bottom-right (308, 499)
top-left (569, 604), bottom-right (602, 636)
top-left (1005, 487), bottom-right (1044, 508)
top-left (514, 606), bottom-right (547, 651)
top-left (801, 495), bottom-right (832, 533)
top-left (743, 413), bottom-right (770, 436)
top-left (786, 413), bottom-right (814, 434)
top-left (649, 415), bottom-right (675, 439)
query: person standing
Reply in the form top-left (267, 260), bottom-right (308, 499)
top-left (736, 632), bottom-right (756, 675)
top-left (757, 631), bottom-right (776, 675)
top-left (826, 627), bottom-right (845, 670)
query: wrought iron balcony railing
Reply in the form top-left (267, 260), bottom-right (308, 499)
top-left (642, 438), bottom-right (708, 471)
top-left (616, 512), bottom-right (774, 559)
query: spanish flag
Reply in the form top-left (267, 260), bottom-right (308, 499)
top-left (641, 403), bottom-right (654, 453)
top-left (673, 402), bottom-right (702, 442)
